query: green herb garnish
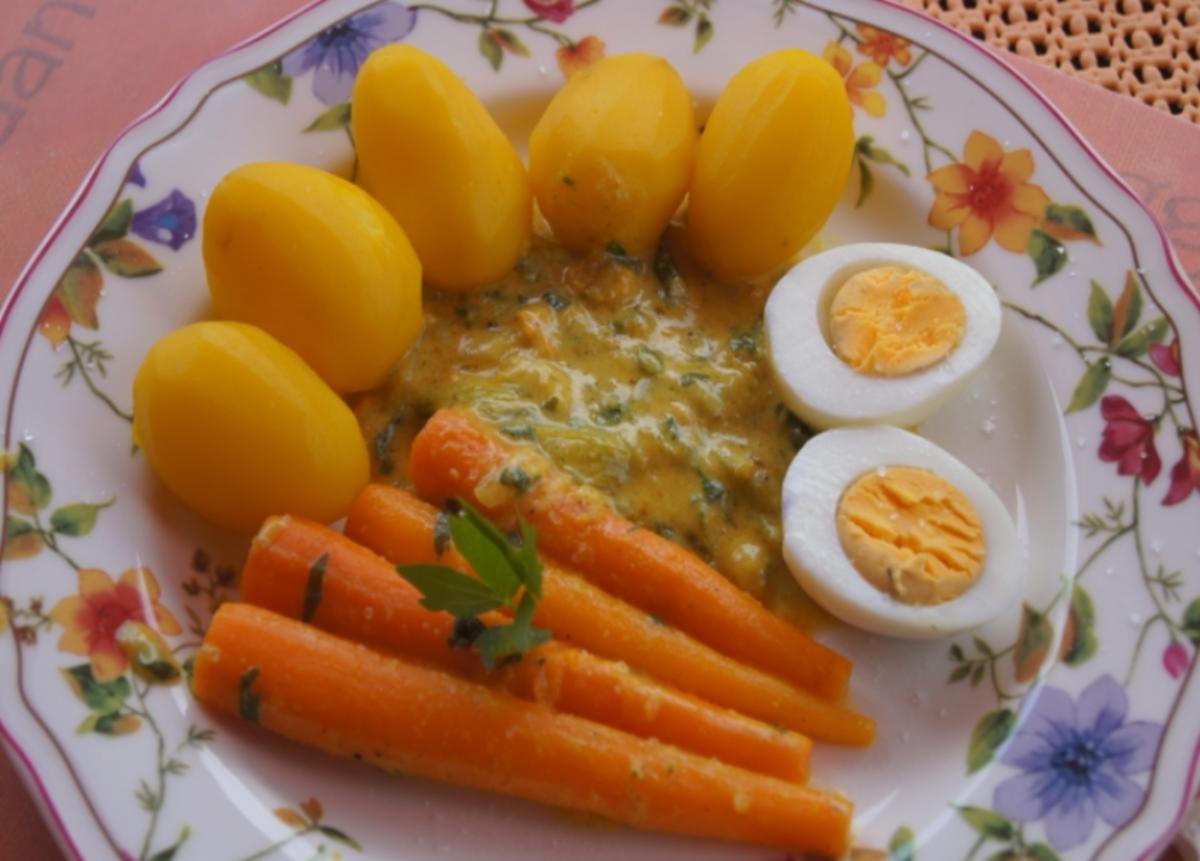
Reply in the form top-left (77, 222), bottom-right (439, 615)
top-left (500, 423), bottom-right (536, 441)
top-left (604, 240), bottom-right (645, 272)
top-left (397, 501), bottom-right (550, 670)
top-left (499, 465), bottom-right (537, 495)
top-left (544, 291), bottom-right (570, 312)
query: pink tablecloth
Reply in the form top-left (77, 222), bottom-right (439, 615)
top-left (1, 1), bottom-right (1198, 859)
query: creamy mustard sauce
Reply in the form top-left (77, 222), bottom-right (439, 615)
top-left (357, 230), bottom-right (821, 624)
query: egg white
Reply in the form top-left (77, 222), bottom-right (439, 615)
top-left (781, 426), bottom-right (1024, 639)
top-left (764, 242), bottom-right (1002, 429)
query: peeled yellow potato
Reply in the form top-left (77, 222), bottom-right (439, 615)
top-left (688, 50), bottom-right (854, 281)
top-left (352, 45), bottom-right (531, 290)
top-left (529, 53), bottom-right (696, 258)
top-left (133, 322), bottom-right (368, 533)
top-left (204, 161), bottom-right (422, 393)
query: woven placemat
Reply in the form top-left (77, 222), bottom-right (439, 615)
top-left (902, 0), bottom-right (1200, 124)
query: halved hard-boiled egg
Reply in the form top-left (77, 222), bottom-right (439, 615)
top-left (781, 426), bottom-right (1023, 639)
top-left (764, 243), bottom-right (1001, 429)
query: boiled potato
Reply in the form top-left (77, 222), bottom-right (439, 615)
top-left (529, 53), bottom-right (696, 258)
top-left (204, 162), bottom-right (422, 393)
top-left (688, 50), bottom-right (854, 281)
top-left (352, 45), bottom-right (531, 290)
top-left (133, 322), bottom-right (368, 533)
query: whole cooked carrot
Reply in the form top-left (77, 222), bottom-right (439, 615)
top-left (240, 514), bottom-right (484, 678)
top-left (242, 514), bottom-right (815, 776)
top-left (345, 485), bottom-right (875, 746)
top-left (407, 408), bottom-right (851, 701)
top-left (503, 642), bottom-right (811, 782)
top-left (194, 603), bottom-right (852, 855)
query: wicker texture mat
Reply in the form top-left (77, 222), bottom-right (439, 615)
top-left (902, 0), bottom-right (1200, 124)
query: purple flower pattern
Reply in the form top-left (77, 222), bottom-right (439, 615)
top-left (130, 190), bottom-right (197, 252)
top-left (281, 2), bottom-right (417, 105)
top-left (993, 675), bottom-right (1162, 851)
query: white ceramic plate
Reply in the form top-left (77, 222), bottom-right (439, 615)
top-left (2, 1), bottom-right (1198, 859)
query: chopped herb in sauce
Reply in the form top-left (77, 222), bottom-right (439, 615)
top-left (499, 465), bottom-right (537, 494)
top-left (730, 321), bottom-right (762, 355)
top-left (680, 372), bottom-right (710, 387)
top-left (561, 175), bottom-right (575, 187)
top-left (500, 424), bottom-right (536, 441)
top-left (653, 246), bottom-right (686, 304)
top-left (373, 410), bottom-right (405, 474)
top-left (636, 346), bottom-right (665, 376)
top-left (699, 473), bottom-right (727, 505)
top-left (543, 291), bottom-right (570, 312)
top-left (652, 522), bottom-right (677, 541)
top-left (595, 403), bottom-right (625, 426)
top-left (604, 240), bottom-right (645, 273)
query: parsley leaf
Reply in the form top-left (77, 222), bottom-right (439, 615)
top-left (395, 500), bottom-right (550, 669)
top-left (394, 563), bottom-right (504, 616)
top-left (475, 592), bottom-right (551, 670)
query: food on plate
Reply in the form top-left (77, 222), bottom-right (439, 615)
top-left (764, 242), bottom-right (1002, 429)
top-left (688, 49), bottom-right (854, 281)
top-left (359, 232), bottom-right (805, 607)
top-left (780, 426), bottom-right (1022, 638)
top-left (501, 641), bottom-right (813, 783)
top-left (194, 603), bottom-right (853, 855)
top-left (345, 484), bottom-right (875, 746)
top-left (203, 162), bottom-right (422, 393)
top-left (529, 53), bottom-right (696, 257)
top-left (407, 409), bottom-right (852, 701)
top-left (241, 514), bottom-right (813, 779)
top-left (352, 44), bottom-right (532, 290)
top-left (131, 322), bottom-right (367, 532)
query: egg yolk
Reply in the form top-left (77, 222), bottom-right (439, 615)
top-left (828, 266), bottom-right (966, 376)
top-left (836, 466), bottom-right (985, 605)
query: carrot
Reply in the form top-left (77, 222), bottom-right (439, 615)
top-left (503, 642), bottom-right (812, 782)
top-left (407, 408), bottom-right (851, 701)
top-left (241, 514), bottom-right (815, 776)
top-left (240, 514), bottom-right (483, 678)
top-left (345, 485), bottom-right (875, 746)
top-left (194, 603), bottom-right (852, 855)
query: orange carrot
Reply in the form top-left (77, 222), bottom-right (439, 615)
top-left (240, 514), bottom-right (482, 678)
top-left (503, 642), bottom-right (811, 782)
top-left (407, 408), bottom-right (851, 701)
top-left (241, 514), bottom-right (814, 776)
top-left (345, 485), bottom-right (875, 746)
top-left (194, 603), bottom-right (852, 855)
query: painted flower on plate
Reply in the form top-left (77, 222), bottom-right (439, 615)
top-left (1163, 641), bottom-right (1190, 679)
top-left (556, 35), bottom-right (605, 77)
top-left (856, 24), bottom-right (911, 67)
top-left (524, 0), bottom-right (574, 24)
top-left (49, 568), bottom-right (181, 682)
top-left (1150, 339), bottom-right (1181, 376)
top-left (823, 42), bottom-right (886, 117)
top-left (1163, 428), bottom-right (1200, 505)
top-left (130, 190), bottom-right (197, 252)
top-left (281, 1), bottom-right (417, 105)
top-left (993, 675), bottom-right (1163, 851)
top-left (1097, 395), bottom-right (1161, 485)
top-left (927, 130), bottom-right (1051, 256)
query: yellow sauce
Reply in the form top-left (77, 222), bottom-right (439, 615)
top-left (835, 465), bottom-right (985, 605)
top-left (357, 232), bottom-right (821, 622)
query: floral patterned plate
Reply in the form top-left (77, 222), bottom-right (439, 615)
top-left (2, 1), bottom-right (1198, 859)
